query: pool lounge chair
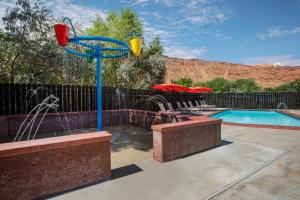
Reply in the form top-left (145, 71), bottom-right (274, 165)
top-left (200, 100), bottom-right (216, 108)
top-left (190, 101), bottom-right (208, 111)
top-left (158, 102), bottom-right (168, 112)
top-left (176, 101), bottom-right (200, 111)
top-left (167, 102), bottom-right (176, 112)
top-left (177, 101), bottom-right (190, 111)
top-left (176, 101), bottom-right (183, 110)
top-left (195, 100), bottom-right (218, 111)
top-left (182, 101), bottom-right (202, 111)
top-left (182, 101), bottom-right (190, 109)
top-left (158, 102), bottom-right (181, 114)
top-left (189, 101), bottom-right (202, 108)
top-left (195, 100), bottom-right (202, 107)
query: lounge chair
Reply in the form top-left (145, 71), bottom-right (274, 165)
top-left (158, 102), bottom-right (180, 113)
top-left (177, 101), bottom-right (190, 111)
top-left (182, 101), bottom-right (201, 111)
top-left (188, 101), bottom-right (195, 108)
top-left (195, 100), bottom-right (202, 107)
top-left (167, 102), bottom-right (175, 112)
top-left (200, 100), bottom-right (216, 108)
top-left (176, 101), bottom-right (183, 110)
top-left (158, 102), bottom-right (168, 112)
top-left (182, 101), bottom-right (189, 109)
top-left (167, 102), bottom-right (182, 115)
top-left (194, 100), bottom-right (217, 111)
top-left (189, 101), bottom-right (202, 108)
top-left (177, 101), bottom-right (200, 111)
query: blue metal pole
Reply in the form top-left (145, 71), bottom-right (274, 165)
top-left (96, 45), bottom-right (102, 131)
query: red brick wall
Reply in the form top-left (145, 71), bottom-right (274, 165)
top-left (0, 110), bottom-right (176, 141)
top-left (0, 132), bottom-right (111, 200)
top-left (128, 110), bottom-right (176, 128)
top-left (0, 111), bottom-right (98, 140)
top-left (152, 117), bottom-right (221, 162)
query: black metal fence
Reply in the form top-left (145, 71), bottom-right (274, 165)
top-left (1, 83), bottom-right (299, 115)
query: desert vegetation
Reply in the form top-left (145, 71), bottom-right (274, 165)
top-left (172, 77), bottom-right (300, 92)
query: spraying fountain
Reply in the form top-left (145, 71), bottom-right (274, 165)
top-left (277, 102), bottom-right (288, 111)
top-left (14, 87), bottom-right (71, 142)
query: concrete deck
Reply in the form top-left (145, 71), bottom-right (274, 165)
top-left (50, 125), bottom-right (300, 200)
top-left (105, 125), bottom-right (153, 169)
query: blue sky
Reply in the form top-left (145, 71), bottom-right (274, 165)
top-left (1, 0), bottom-right (300, 66)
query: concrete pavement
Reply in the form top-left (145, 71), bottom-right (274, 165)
top-left (50, 125), bottom-right (300, 200)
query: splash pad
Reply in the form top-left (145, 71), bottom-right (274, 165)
top-left (54, 17), bottom-right (142, 131)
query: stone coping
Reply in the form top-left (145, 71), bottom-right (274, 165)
top-left (128, 109), bottom-right (183, 116)
top-left (206, 109), bottom-right (300, 130)
top-left (221, 122), bottom-right (300, 131)
top-left (0, 109), bottom-right (162, 119)
top-left (2, 110), bottom-right (97, 119)
top-left (277, 110), bottom-right (300, 119)
top-left (152, 116), bottom-right (221, 132)
top-left (0, 132), bottom-right (111, 157)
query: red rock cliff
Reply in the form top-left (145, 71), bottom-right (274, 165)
top-left (164, 57), bottom-right (300, 88)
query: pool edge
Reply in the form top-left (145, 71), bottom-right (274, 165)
top-left (206, 109), bottom-right (300, 131)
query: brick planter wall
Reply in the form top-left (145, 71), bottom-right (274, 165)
top-left (0, 110), bottom-right (223, 199)
top-left (0, 132), bottom-right (111, 200)
top-left (0, 111), bottom-right (98, 140)
top-left (128, 110), bottom-right (177, 128)
top-left (0, 110), bottom-right (177, 141)
top-left (152, 116), bottom-right (221, 162)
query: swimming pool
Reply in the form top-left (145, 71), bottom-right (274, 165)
top-left (210, 110), bottom-right (300, 127)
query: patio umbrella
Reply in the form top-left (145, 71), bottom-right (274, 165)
top-left (152, 83), bottom-right (190, 93)
top-left (188, 86), bottom-right (213, 93)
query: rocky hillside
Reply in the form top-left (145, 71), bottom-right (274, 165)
top-left (164, 57), bottom-right (300, 88)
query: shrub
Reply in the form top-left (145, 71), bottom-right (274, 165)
top-left (232, 78), bottom-right (261, 92)
top-left (171, 77), bottom-right (193, 87)
top-left (274, 79), bottom-right (300, 92)
top-left (195, 77), bottom-right (235, 93)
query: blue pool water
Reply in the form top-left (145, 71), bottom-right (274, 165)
top-left (210, 110), bottom-right (300, 127)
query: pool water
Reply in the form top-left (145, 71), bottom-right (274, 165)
top-left (210, 110), bottom-right (300, 127)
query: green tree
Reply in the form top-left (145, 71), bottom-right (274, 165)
top-left (0, 0), bottom-right (98, 85)
top-left (263, 79), bottom-right (300, 92)
top-left (275, 79), bottom-right (300, 92)
top-left (117, 36), bottom-right (165, 89)
top-left (86, 8), bottom-right (143, 86)
top-left (195, 78), bottom-right (263, 93)
top-left (0, 0), bottom-right (67, 84)
top-left (87, 9), bottom-right (142, 42)
top-left (172, 77), bottom-right (193, 87)
top-left (196, 77), bottom-right (235, 93)
top-left (232, 78), bottom-right (261, 92)
top-left (0, 28), bottom-right (13, 83)
top-left (263, 87), bottom-right (278, 92)
top-left (0, 2), bottom-right (164, 86)
top-left (86, 8), bottom-right (165, 88)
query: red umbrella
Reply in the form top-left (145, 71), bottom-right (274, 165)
top-left (152, 83), bottom-right (190, 93)
top-left (188, 86), bottom-right (213, 93)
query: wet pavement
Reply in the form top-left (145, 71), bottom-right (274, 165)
top-left (105, 125), bottom-right (152, 152)
top-left (104, 125), bottom-right (153, 169)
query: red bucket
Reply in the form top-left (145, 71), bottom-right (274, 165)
top-left (54, 24), bottom-right (69, 47)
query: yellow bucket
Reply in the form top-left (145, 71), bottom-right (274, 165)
top-left (130, 38), bottom-right (142, 57)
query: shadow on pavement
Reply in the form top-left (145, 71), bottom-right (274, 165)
top-left (111, 164), bottom-right (143, 180)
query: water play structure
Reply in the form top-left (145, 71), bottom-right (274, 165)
top-left (54, 17), bottom-right (142, 131)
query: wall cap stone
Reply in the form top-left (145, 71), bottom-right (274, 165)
top-left (151, 116), bottom-right (221, 131)
top-left (0, 132), bottom-right (111, 157)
